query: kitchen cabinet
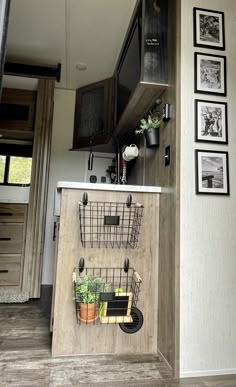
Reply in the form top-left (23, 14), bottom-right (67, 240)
top-left (0, 203), bottom-right (27, 287)
top-left (0, 88), bottom-right (36, 140)
top-left (72, 0), bottom-right (169, 149)
top-left (72, 78), bottom-right (113, 150)
top-left (51, 182), bottom-right (161, 357)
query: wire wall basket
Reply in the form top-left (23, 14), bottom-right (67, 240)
top-left (78, 193), bottom-right (144, 249)
top-left (73, 258), bottom-right (143, 333)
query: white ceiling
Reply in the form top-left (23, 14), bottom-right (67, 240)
top-left (6, 0), bottom-right (137, 90)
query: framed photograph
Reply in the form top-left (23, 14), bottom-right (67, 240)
top-left (195, 150), bottom-right (229, 195)
top-left (195, 100), bottom-right (228, 144)
top-left (193, 7), bottom-right (225, 50)
top-left (194, 52), bottom-right (226, 96)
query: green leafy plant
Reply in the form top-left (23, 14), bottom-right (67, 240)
top-left (135, 115), bottom-right (161, 135)
top-left (75, 275), bottom-right (109, 304)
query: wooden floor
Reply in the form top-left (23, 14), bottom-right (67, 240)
top-left (0, 286), bottom-right (236, 386)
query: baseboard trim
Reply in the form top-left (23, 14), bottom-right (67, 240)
top-left (181, 368), bottom-right (236, 378)
top-left (157, 349), bottom-right (173, 376)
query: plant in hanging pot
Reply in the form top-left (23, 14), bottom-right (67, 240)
top-left (135, 115), bottom-right (161, 148)
top-left (74, 275), bottom-right (108, 323)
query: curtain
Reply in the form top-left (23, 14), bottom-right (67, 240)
top-left (22, 79), bottom-right (54, 298)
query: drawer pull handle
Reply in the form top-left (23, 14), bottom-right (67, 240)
top-left (0, 270), bottom-right (9, 273)
top-left (0, 238), bottom-right (11, 241)
top-left (0, 213), bottom-right (12, 216)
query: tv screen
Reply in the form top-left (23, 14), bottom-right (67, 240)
top-left (116, 16), bottom-right (141, 122)
top-left (0, 0), bottom-right (11, 98)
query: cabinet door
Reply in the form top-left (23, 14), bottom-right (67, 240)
top-left (0, 88), bottom-right (36, 140)
top-left (72, 78), bottom-right (113, 149)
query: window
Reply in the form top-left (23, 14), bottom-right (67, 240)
top-left (0, 156), bottom-right (6, 183)
top-left (0, 144), bottom-right (32, 186)
top-left (0, 155), bottom-right (32, 185)
top-left (9, 156), bottom-right (32, 184)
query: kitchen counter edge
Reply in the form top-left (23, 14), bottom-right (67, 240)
top-left (54, 182), bottom-right (162, 216)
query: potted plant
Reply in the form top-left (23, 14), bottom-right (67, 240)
top-left (74, 275), bottom-right (108, 323)
top-left (135, 115), bottom-right (161, 148)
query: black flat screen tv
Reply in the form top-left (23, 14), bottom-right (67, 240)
top-left (0, 0), bottom-right (11, 98)
top-left (114, 0), bottom-right (168, 129)
top-left (116, 4), bottom-right (142, 123)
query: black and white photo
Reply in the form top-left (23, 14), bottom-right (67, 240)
top-left (195, 100), bottom-right (228, 144)
top-left (193, 8), bottom-right (225, 50)
top-left (195, 150), bottom-right (229, 195)
top-left (194, 53), bottom-right (226, 96)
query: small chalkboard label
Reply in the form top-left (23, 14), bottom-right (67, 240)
top-left (104, 215), bottom-right (120, 226)
top-left (145, 37), bottom-right (160, 46)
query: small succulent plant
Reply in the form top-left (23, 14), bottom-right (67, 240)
top-left (135, 115), bottom-right (161, 135)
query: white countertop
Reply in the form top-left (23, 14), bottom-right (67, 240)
top-left (56, 181), bottom-right (162, 193)
top-left (54, 181), bottom-right (162, 216)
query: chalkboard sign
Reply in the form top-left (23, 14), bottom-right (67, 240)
top-left (101, 292), bottom-right (133, 318)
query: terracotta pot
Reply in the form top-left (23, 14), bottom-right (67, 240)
top-left (77, 302), bottom-right (98, 323)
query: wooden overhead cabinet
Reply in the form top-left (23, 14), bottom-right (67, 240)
top-left (0, 88), bottom-right (36, 140)
top-left (72, 78), bottom-right (113, 150)
top-left (71, 0), bottom-right (169, 149)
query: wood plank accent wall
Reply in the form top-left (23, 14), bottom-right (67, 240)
top-left (22, 79), bottom-right (54, 298)
top-left (127, 0), bottom-right (180, 376)
top-left (52, 189), bottom-right (159, 357)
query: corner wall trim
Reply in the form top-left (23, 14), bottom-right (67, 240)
top-left (181, 368), bottom-right (236, 378)
top-left (157, 349), bottom-right (173, 376)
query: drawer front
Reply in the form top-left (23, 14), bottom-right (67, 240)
top-left (0, 225), bottom-right (24, 253)
top-left (0, 259), bottom-right (21, 286)
top-left (0, 204), bottom-right (26, 223)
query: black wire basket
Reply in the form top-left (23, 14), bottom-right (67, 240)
top-left (78, 193), bottom-right (144, 249)
top-left (73, 258), bottom-right (144, 334)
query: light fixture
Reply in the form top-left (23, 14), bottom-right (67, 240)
top-left (75, 62), bottom-right (87, 71)
top-left (88, 150), bottom-right (94, 171)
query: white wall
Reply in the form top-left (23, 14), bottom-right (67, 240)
top-left (0, 186), bottom-right (30, 202)
top-left (180, 0), bottom-right (236, 377)
top-left (42, 89), bottom-right (114, 284)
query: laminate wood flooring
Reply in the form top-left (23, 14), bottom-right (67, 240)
top-left (0, 285), bottom-right (52, 354)
top-left (0, 286), bottom-right (236, 386)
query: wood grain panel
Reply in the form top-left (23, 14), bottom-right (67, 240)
top-left (0, 256), bottom-right (21, 285)
top-left (0, 203), bottom-right (26, 223)
top-left (126, 0), bottom-right (180, 376)
top-left (0, 224), bottom-right (24, 253)
top-left (52, 188), bottom-right (159, 357)
top-left (114, 82), bottom-right (167, 143)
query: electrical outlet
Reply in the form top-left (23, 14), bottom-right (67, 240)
top-left (90, 175), bottom-right (97, 183)
top-left (165, 145), bottom-right (171, 166)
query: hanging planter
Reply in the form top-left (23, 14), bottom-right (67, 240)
top-left (144, 127), bottom-right (159, 148)
top-left (74, 275), bottom-right (106, 323)
top-left (135, 115), bottom-right (161, 148)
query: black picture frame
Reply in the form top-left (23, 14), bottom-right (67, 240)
top-left (193, 7), bottom-right (225, 50)
top-left (195, 99), bottom-right (228, 144)
top-left (195, 150), bottom-right (229, 195)
top-left (194, 52), bottom-right (226, 96)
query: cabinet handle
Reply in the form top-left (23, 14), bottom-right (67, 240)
top-left (0, 238), bottom-right (11, 241)
top-left (0, 213), bottom-right (12, 216)
top-left (0, 270), bottom-right (8, 273)
top-left (53, 222), bottom-right (57, 241)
